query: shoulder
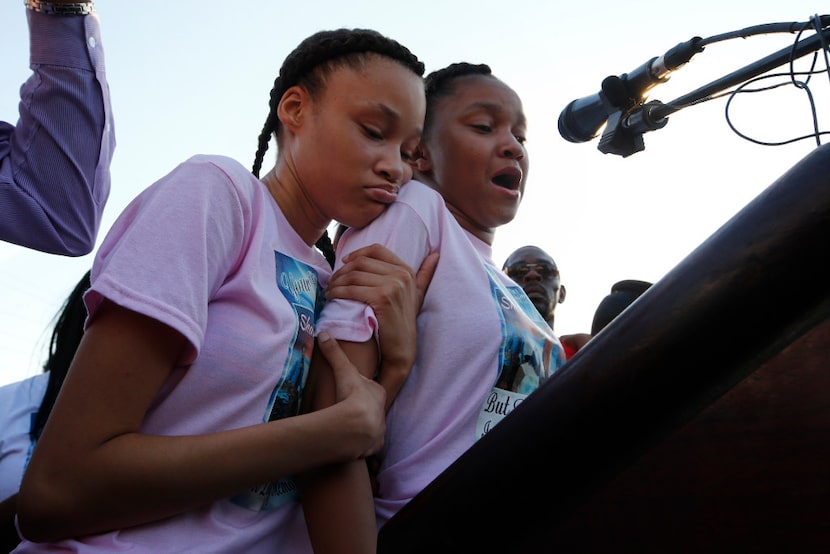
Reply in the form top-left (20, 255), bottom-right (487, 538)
top-left (385, 179), bottom-right (448, 225)
top-left (174, 155), bottom-right (258, 187)
top-left (148, 155), bottom-right (266, 208)
top-left (186, 154), bottom-right (254, 177)
top-left (398, 179), bottom-right (444, 204)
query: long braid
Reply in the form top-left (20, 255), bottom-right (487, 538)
top-left (315, 230), bottom-right (336, 268)
top-left (251, 109), bottom-right (279, 179)
top-left (250, 29), bottom-right (425, 267)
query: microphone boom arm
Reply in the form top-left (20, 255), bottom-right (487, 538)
top-left (601, 21), bottom-right (830, 157)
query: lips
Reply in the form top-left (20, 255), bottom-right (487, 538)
top-left (523, 284), bottom-right (549, 300)
top-left (365, 183), bottom-right (400, 204)
top-left (491, 166), bottom-right (522, 191)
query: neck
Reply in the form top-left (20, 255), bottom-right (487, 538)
top-left (415, 171), bottom-right (497, 245)
top-left (445, 203), bottom-right (496, 245)
top-left (261, 165), bottom-right (328, 247)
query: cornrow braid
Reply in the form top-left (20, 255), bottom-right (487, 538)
top-left (251, 28), bottom-right (424, 268)
top-left (251, 28), bottom-right (425, 179)
top-left (423, 62), bottom-right (492, 135)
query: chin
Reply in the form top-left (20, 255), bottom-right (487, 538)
top-left (531, 301), bottom-right (549, 315)
top-left (497, 207), bottom-right (521, 227)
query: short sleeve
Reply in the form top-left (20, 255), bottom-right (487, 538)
top-left (86, 157), bottom-right (249, 363)
top-left (317, 182), bottom-right (440, 342)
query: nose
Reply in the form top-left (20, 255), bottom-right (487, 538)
top-left (524, 267), bottom-right (543, 282)
top-left (376, 148), bottom-right (406, 184)
top-left (501, 133), bottom-right (525, 160)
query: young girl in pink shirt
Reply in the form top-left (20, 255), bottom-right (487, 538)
top-left (305, 62), bottom-right (567, 553)
top-left (15, 28), bottom-right (430, 553)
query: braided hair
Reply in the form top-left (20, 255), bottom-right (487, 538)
top-left (251, 29), bottom-right (425, 267)
top-left (423, 62), bottom-right (492, 137)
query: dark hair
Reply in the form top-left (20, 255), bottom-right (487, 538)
top-left (591, 279), bottom-right (653, 336)
top-left (30, 270), bottom-right (92, 442)
top-left (423, 62), bottom-right (492, 136)
top-left (250, 29), bottom-right (425, 268)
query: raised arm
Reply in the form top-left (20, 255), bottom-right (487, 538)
top-left (0, 2), bottom-right (114, 255)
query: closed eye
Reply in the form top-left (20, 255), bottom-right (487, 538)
top-left (362, 125), bottom-right (383, 141)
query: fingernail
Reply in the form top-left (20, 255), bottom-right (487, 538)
top-left (318, 331), bottom-right (331, 342)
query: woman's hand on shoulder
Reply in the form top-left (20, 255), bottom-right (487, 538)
top-left (325, 244), bottom-right (438, 408)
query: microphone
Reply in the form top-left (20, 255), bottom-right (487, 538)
top-left (558, 37), bottom-right (704, 143)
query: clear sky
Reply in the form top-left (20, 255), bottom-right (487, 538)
top-left (1, 0), bottom-right (827, 386)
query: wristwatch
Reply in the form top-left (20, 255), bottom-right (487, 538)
top-left (24, 0), bottom-right (95, 15)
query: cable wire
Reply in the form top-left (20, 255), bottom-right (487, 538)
top-left (660, 14), bottom-right (830, 148)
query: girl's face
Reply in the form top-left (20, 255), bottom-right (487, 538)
top-left (419, 75), bottom-right (528, 245)
top-left (288, 56), bottom-right (425, 234)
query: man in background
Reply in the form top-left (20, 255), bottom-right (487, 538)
top-left (503, 245), bottom-right (589, 358)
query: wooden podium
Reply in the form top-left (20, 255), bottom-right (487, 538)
top-left (378, 144), bottom-right (830, 553)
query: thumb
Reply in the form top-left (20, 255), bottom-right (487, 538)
top-left (415, 252), bottom-right (439, 300)
top-left (316, 332), bottom-right (356, 386)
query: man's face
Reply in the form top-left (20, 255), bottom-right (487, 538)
top-left (504, 246), bottom-right (563, 325)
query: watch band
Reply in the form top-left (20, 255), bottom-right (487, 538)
top-left (24, 0), bottom-right (95, 16)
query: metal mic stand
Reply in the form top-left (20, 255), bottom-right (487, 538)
top-left (600, 22), bottom-right (830, 157)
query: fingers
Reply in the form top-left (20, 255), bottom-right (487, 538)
top-left (415, 252), bottom-right (439, 300)
top-left (316, 332), bottom-right (387, 456)
top-left (326, 246), bottom-right (415, 307)
top-left (341, 244), bottom-right (403, 266)
top-left (329, 249), bottom-right (413, 291)
top-left (315, 332), bottom-right (357, 384)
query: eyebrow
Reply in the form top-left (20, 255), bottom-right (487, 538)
top-left (465, 101), bottom-right (527, 126)
top-left (366, 102), bottom-right (423, 135)
top-left (372, 102), bottom-right (401, 120)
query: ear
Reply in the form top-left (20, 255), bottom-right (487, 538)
top-left (558, 285), bottom-right (567, 304)
top-left (277, 85), bottom-right (308, 133)
top-left (411, 143), bottom-right (433, 173)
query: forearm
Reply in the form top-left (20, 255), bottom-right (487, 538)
top-left (17, 406), bottom-right (363, 542)
top-left (378, 358), bottom-right (412, 411)
top-left (301, 338), bottom-right (380, 552)
top-left (0, 8), bottom-right (113, 255)
top-left (301, 460), bottom-right (377, 554)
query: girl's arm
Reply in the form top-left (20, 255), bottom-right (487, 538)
top-left (302, 245), bottom-right (437, 554)
top-left (16, 302), bottom-right (385, 543)
top-left (301, 340), bottom-right (381, 554)
top-left (325, 244), bottom-right (438, 407)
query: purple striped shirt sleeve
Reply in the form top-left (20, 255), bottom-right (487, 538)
top-left (0, 8), bottom-right (114, 256)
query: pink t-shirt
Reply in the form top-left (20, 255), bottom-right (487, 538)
top-left (14, 155), bottom-right (326, 553)
top-left (317, 180), bottom-right (566, 527)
